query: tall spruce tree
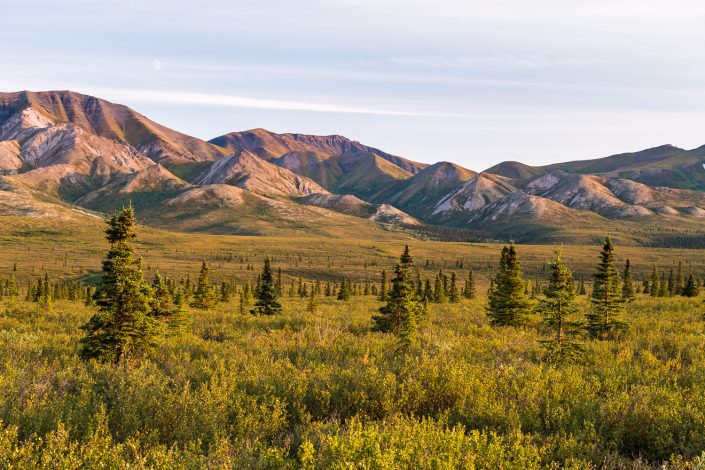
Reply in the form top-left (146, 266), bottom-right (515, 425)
top-left (379, 269), bottom-right (388, 301)
top-left (535, 249), bottom-right (584, 363)
top-left (448, 272), bottom-right (460, 303)
top-left (372, 246), bottom-right (424, 348)
top-left (676, 261), bottom-right (684, 295)
top-left (39, 273), bottom-right (52, 311)
top-left (586, 236), bottom-right (627, 338)
top-left (191, 261), bottom-right (217, 309)
top-left (649, 265), bottom-right (659, 298)
top-left (79, 206), bottom-right (159, 364)
top-left (251, 257), bottom-right (282, 315)
top-left (433, 274), bottom-right (446, 303)
top-left (667, 269), bottom-right (675, 297)
top-left (622, 259), bottom-right (636, 303)
top-left (486, 244), bottom-right (532, 327)
top-left (658, 272), bottom-right (668, 297)
top-left (463, 270), bottom-right (476, 299)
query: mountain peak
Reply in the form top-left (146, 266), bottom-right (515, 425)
top-left (484, 161), bottom-right (544, 180)
top-left (0, 90), bottom-right (227, 163)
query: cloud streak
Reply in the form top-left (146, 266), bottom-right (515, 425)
top-left (91, 88), bottom-right (436, 116)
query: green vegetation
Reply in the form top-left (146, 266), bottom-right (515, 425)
top-left (586, 236), bottom-right (628, 339)
top-left (3, 215), bottom-right (705, 467)
top-left (534, 249), bottom-right (584, 363)
top-left (251, 257), bottom-right (282, 315)
top-left (372, 246), bottom-right (425, 349)
top-left (486, 244), bottom-right (532, 327)
top-left (78, 207), bottom-right (159, 364)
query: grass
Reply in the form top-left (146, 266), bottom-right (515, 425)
top-left (1, 291), bottom-right (705, 468)
top-left (3, 214), bottom-right (705, 467)
top-left (2, 214), bottom-right (705, 292)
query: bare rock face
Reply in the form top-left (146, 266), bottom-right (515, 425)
top-left (466, 192), bottom-right (588, 223)
top-left (369, 204), bottom-right (420, 226)
top-left (432, 173), bottom-right (517, 215)
top-left (0, 141), bottom-right (22, 172)
top-left (196, 151), bottom-right (329, 197)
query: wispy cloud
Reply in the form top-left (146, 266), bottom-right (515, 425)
top-left (82, 88), bottom-right (437, 116)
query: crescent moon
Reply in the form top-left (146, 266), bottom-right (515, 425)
top-left (154, 60), bottom-right (162, 72)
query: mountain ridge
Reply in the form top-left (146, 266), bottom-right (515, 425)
top-left (3, 90), bottom-right (705, 245)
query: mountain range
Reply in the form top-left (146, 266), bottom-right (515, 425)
top-left (2, 90), bottom-right (705, 246)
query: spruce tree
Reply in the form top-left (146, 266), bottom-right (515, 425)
top-left (448, 272), bottom-right (460, 303)
top-left (486, 244), bottom-right (532, 327)
top-left (676, 261), bottom-right (684, 295)
top-left (535, 249), bottom-right (584, 363)
top-left (168, 288), bottom-right (190, 336)
top-left (433, 275), bottom-right (446, 303)
top-left (220, 281), bottom-right (231, 303)
top-left (586, 236), bottom-right (627, 339)
top-left (191, 261), bottom-right (217, 309)
top-left (372, 246), bottom-right (424, 347)
top-left (462, 270), bottom-right (476, 299)
top-left (649, 265), bottom-right (659, 298)
top-left (337, 278), bottom-right (350, 301)
top-left (306, 288), bottom-right (318, 314)
top-left (379, 269), bottom-right (388, 301)
top-left (621, 259), bottom-right (636, 303)
top-left (682, 274), bottom-right (699, 297)
top-left (238, 292), bottom-right (247, 314)
top-left (658, 272), bottom-right (668, 297)
top-left (667, 269), bottom-right (675, 297)
top-left (151, 272), bottom-right (175, 317)
top-left (5, 274), bottom-right (18, 307)
top-left (423, 278), bottom-right (433, 301)
top-left (84, 286), bottom-right (94, 307)
top-left (79, 206), bottom-right (159, 364)
top-left (251, 257), bottom-right (282, 315)
top-left (39, 273), bottom-right (52, 311)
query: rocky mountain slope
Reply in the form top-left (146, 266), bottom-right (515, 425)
top-left (3, 90), bottom-right (705, 244)
top-left (210, 129), bottom-right (426, 198)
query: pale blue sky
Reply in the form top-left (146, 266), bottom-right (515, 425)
top-left (3, 0), bottom-right (705, 170)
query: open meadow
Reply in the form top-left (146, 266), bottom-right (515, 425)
top-left (2, 214), bottom-right (705, 468)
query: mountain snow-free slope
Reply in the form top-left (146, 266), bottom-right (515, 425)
top-left (3, 90), bottom-right (705, 244)
top-left (370, 161), bottom-right (476, 218)
top-left (0, 90), bottom-right (228, 163)
top-left (210, 128), bottom-right (427, 198)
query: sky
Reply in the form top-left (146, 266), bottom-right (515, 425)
top-left (3, 0), bottom-right (705, 170)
